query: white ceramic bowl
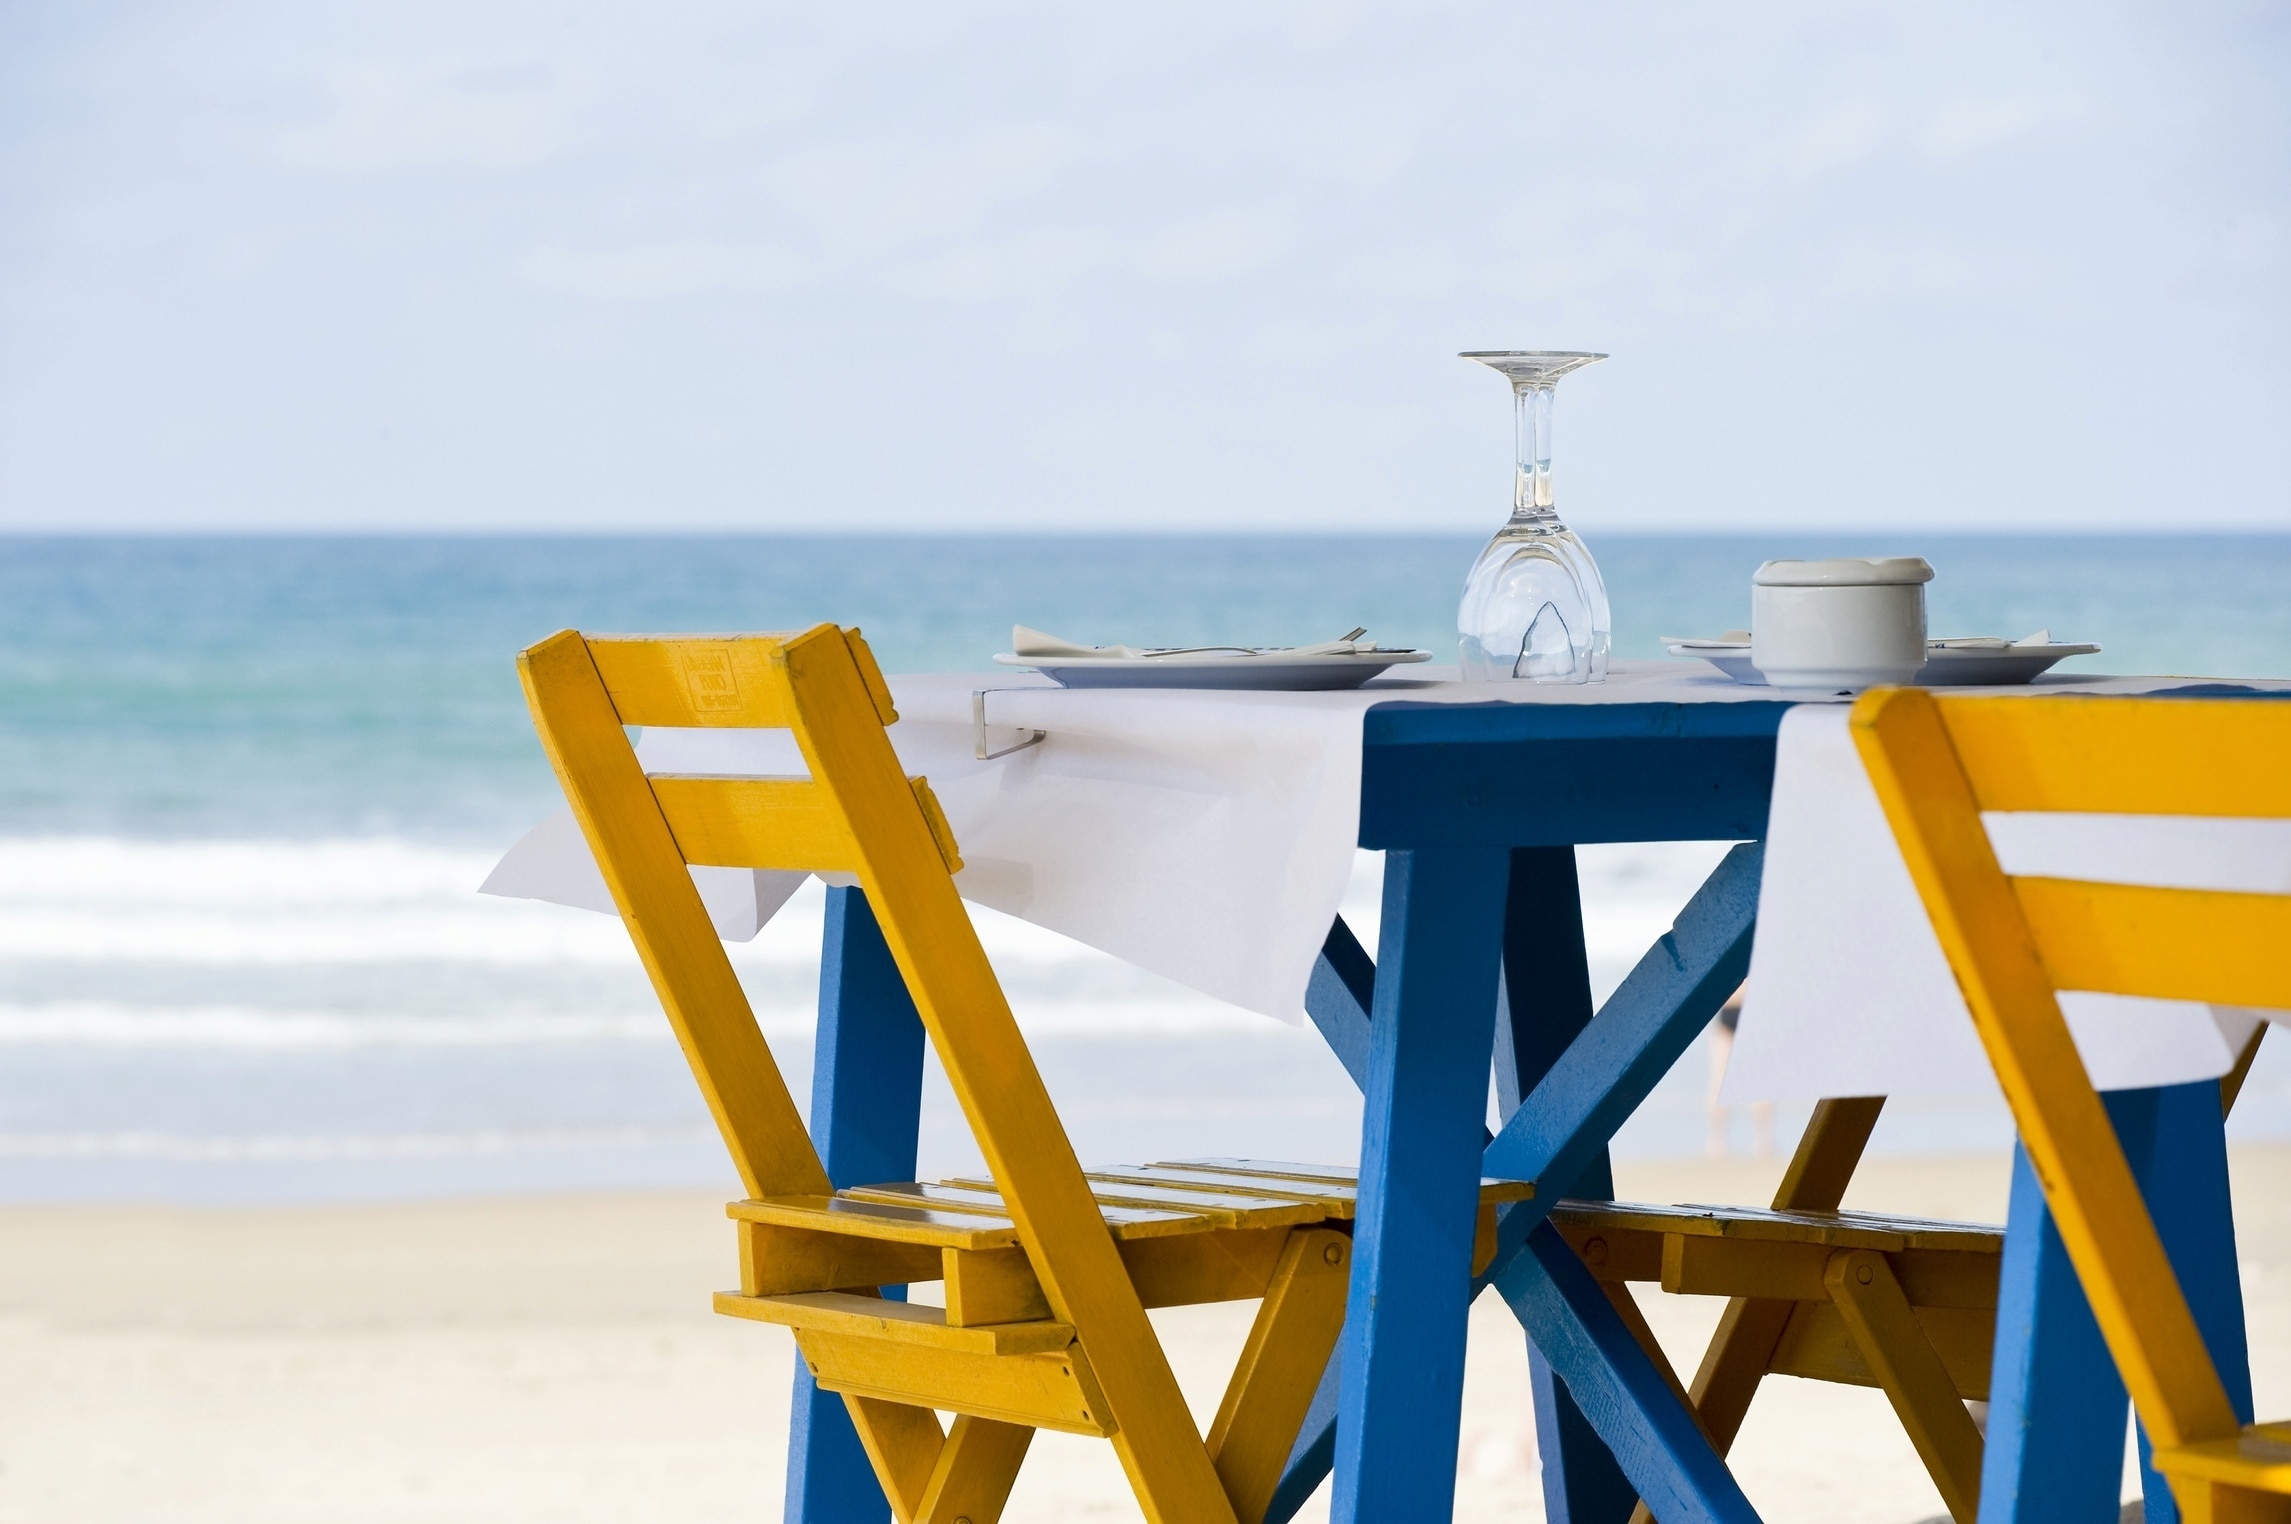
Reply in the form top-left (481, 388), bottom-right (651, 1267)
top-left (1751, 557), bottom-right (1933, 688)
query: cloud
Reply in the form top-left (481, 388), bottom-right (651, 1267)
top-left (1134, 206), bottom-right (1300, 284)
top-left (1788, 100), bottom-right (1890, 179)
top-left (518, 239), bottom-right (815, 299)
top-left (1813, 231), bottom-right (1983, 300)
top-left (1919, 94), bottom-right (2086, 159)
top-left (272, 55), bottom-right (588, 173)
top-left (755, 124), bottom-right (1088, 258)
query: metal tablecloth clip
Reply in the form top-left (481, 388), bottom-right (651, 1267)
top-left (972, 690), bottom-right (1047, 761)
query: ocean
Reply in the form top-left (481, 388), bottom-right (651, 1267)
top-left (4, 533), bottom-right (2289, 1203)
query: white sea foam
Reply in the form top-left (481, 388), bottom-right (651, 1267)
top-left (0, 997), bottom-right (1288, 1048)
top-left (0, 836), bottom-right (1300, 972)
top-left (0, 834), bottom-right (1775, 1199)
top-left (0, 1002), bottom-right (672, 1050)
top-left (0, 1126), bottom-right (715, 1162)
top-left (0, 836), bottom-right (633, 964)
top-left (0, 835), bottom-right (1735, 1051)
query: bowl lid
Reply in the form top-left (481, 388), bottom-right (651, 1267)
top-left (1753, 556), bottom-right (1934, 587)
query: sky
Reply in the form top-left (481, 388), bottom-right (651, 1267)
top-left (0, 2), bottom-right (2285, 533)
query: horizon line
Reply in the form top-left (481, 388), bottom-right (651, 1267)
top-left (6, 524), bottom-right (2291, 540)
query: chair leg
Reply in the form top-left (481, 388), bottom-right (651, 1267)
top-left (1599, 1280), bottom-right (1700, 1428)
top-left (845, 1395), bottom-right (947, 1523)
top-left (1826, 1249), bottom-right (1986, 1524)
top-left (1624, 1095), bottom-right (1889, 1524)
top-left (1209, 1227), bottom-right (1355, 1524)
top-left (915, 1415), bottom-right (1034, 1524)
top-left (2219, 1022), bottom-right (2265, 1118)
top-left (1671, 1296), bottom-right (1798, 1453)
top-left (1686, 1096), bottom-right (1889, 1448)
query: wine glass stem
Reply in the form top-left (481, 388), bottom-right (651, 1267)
top-left (1513, 383), bottom-right (1557, 524)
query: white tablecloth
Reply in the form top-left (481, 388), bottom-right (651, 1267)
top-left (482, 661), bottom-right (2291, 1098)
top-left (483, 662), bottom-right (1786, 1020)
top-left (1726, 702), bottom-right (2291, 1101)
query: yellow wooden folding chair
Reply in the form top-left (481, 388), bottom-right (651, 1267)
top-left (1853, 685), bottom-right (2291, 1524)
top-left (517, 623), bottom-right (1524, 1524)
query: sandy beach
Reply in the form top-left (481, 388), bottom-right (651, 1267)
top-left (5, 1146), bottom-right (2281, 1524)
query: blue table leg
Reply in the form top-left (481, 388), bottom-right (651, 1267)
top-left (1332, 846), bottom-right (1512, 1524)
top-left (2131, 1080), bottom-right (2253, 1523)
top-left (1495, 847), bottom-right (1634, 1524)
top-left (785, 887), bottom-right (927, 1524)
top-left (1978, 1080), bottom-right (2252, 1524)
top-left (1980, 1143), bottom-right (2130, 1524)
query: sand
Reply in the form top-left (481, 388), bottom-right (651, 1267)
top-left (3, 1148), bottom-right (2284, 1524)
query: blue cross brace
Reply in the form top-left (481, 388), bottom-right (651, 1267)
top-left (1272, 842), bottom-right (1765, 1522)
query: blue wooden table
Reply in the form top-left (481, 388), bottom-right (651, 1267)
top-left (781, 695), bottom-right (2253, 1524)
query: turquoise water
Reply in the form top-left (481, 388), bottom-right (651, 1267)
top-left (1, 533), bottom-right (2286, 1202)
top-left (6, 533), bottom-right (2287, 840)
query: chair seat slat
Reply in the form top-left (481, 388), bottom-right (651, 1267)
top-left (2153, 1420), bottom-right (2291, 1492)
top-left (1548, 1199), bottom-right (2005, 1255)
top-left (1102, 1166), bottom-right (1359, 1217)
top-left (841, 1181), bottom-right (1211, 1240)
top-left (944, 1175), bottom-right (1328, 1231)
top-left (1163, 1156), bottom-right (1536, 1203)
top-left (730, 1194), bottom-right (1020, 1250)
top-left (713, 1289), bottom-right (1077, 1356)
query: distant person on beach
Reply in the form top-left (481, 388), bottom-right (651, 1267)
top-left (1706, 984), bottom-right (1775, 1159)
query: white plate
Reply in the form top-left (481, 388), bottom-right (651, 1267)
top-left (993, 649), bottom-right (1432, 690)
top-left (1664, 639), bottom-right (2101, 688)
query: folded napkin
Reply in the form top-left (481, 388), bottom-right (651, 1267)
top-left (1011, 625), bottom-right (1382, 659)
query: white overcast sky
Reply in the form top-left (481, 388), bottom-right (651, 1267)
top-left (1, 3), bottom-right (2284, 532)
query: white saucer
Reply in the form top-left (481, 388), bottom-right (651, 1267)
top-left (993, 648), bottom-right (1432, 690)
top-left (1663, 637), bottom-right (2101, 688)
top-left (1915, 641), bottom-right (2103, 685)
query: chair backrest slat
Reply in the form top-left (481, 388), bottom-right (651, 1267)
top-left (2014, 877), bottom-right (2291, 1009)
top-left (586, 634), bottom-right (803, 728)
top-left (586, 632), bottom-right (901, 730)
top-left (649, 774), bottom-right (965, 876)
top-left (651, 776), bottom-right (861, 872)
top-left (1941, 695), bottom-right (2291, 818)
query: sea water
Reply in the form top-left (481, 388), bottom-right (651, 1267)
top-left (3, 534), bottom-right (2288, 1203)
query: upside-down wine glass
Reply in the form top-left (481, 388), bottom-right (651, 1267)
top-left (1456, 350), bottom-right (1610, 683)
